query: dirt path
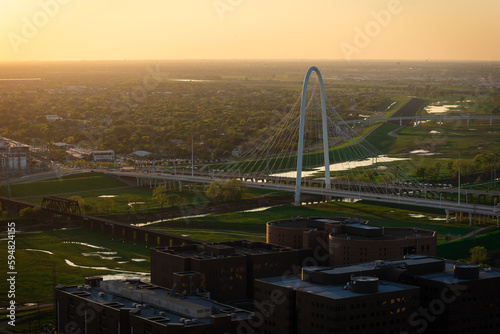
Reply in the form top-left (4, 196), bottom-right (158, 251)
top-left (457, 225), bottom-right (496, 240)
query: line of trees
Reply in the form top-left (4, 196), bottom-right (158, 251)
top-left (414, 153), bottom-right (499, 184)
top-left (205, 179), bottom-right (247, 203)
top-left (152, 185), bottom-right (185, 208)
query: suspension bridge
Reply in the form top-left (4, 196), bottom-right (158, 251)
top-left (107, 66), bottom-right (500, 224)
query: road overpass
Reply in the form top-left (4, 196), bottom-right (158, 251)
top-left (345, 115), bottom-right (500, 126)
top-left (106, 170), bottom-right (500, 225)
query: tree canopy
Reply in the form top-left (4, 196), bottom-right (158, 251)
top-left (152, 185), bottom-right (169, 208)
top-left (206, 179), bottom-right (247, 203)
top-left (468, 246), bottom-right (489, 266)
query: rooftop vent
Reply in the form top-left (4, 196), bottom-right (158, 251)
top-left (454, 264), bottom-right (479, 280)
top-left (351, 276), bottom-right (379, 294)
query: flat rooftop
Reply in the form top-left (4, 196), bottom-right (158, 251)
top-left (300, 256), bottom-right (447, 285)
top-left (331, 226), bottom-right (436, 240)
top-left (154, 241), bottom-right (294, 259)
top-left (419, 261), bottom-right (500, 283)
top-left (318, 256), bottom-right (445, 275)
top-left (257, 275), bottom-right (418, 300)
top-left (268, 217), bottom-right (347, 229)
top-left (58, 279), bottom-right (253, 326)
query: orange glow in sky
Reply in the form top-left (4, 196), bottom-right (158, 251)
top-left (1, 0), bottom-right (499, 61)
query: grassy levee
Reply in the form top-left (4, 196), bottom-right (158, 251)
top-left (1, 306), bottom-right (55, 334)
top-left (363, 122), bottom-right (400, 153)
top-left (0, 228), bottom-right (150, 307)
top-left (0, 199), bottom-right (494, 307)
top-left (387, 119), bottom-right (500, 158)
top-left (209, 121), bottom-right (401, 176)
top-left (0, 173), bottom-right (129, 200)
top-left (437, 228), bottom-right (500, 260)
top-left (384, 95), bottom-right (413, 117)
top-left (152, 200), bottom-right (498, 260)
top-left (151, 201), bottom-right (477, 245)
top-left (157, 229), bottom-right (266, 243)
top-left (182, 97), bottom-right (421, 177)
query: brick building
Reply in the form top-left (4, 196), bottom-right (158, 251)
top-left (150, 240), bottom-right (312, 302)
top-left (55, 278), bottom-right (253, 334)
top-left (254, 255), bottom-right (500, 334)
top-left (267, 217), bottom-right (437, 266)
top-left (255, 272), bottom-right (420, 333)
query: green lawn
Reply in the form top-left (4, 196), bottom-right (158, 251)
top-left (152, 200), bottom-right (498, 260)
top-left (437, 227), bottom-right (500, 260)
top-left (388, 122), bottom-right (500, 158)
top-left (384, 95), bottom-right (412, 117)
top-left (1, 306), bottom-right (54, 333)
top-left (0, 199), bottom-right (495, 307)
top-left (0, 173), bottom-right (129, 199)
top-left (364, 122), bottom-right (400, 153)
top-left (151, 201), bottom-right (477, 245)
top-left (1, 172), bottom-right (290, 215)
top-left (0, 228), bottom-right (150, 307)
top-left (160, 229), bottom-right (266, 243)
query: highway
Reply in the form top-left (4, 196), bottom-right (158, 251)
top-left (344, 115), bottom-right (500, 125)
top-left (2, 168), bottom-right (497, 220)
top-left (106, 170), bottom-right (500, 219)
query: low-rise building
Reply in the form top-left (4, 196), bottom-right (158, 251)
top-left (267, 217), bottom-right (437, 266)
top-left (329, 224), bottom-right (436, 266)
top-left (46, 115), bottom-right (62, 122)
top-left (254, 256), bottom-right (500, 334)
top-left (0, 137), bottom-right (30, 172)
top-left (55, 278), bottom-right (254, 334)
top-left (90, 150), bottom-right (115, 162)
top-left (151, 240), bottom-right (313, 302)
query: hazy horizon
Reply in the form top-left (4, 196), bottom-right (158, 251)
top-left (2, 58), bottom-right (500, 64)
top-left (1, 0), bottom-right (500, 62)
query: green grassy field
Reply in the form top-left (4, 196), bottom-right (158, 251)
top-left (160, 229), bottom-right (266, 243)
top-left (0, 198), bottom-right (490, 307)
top-left (437, 227), bottom-right (500, 260)
top-left (0, 138), bottom-right (498, 310)
top-left (1, 306), bottom-right (54, 333)
top-left (151, 200), bottom-right (499, 262)
top-left (384, 95), bottom-right (413, 117)
top-left (364, 122), bottom-right (400, 152)
top-left (0, 228), bottom-right (150, 307)
top-left (151, 201), bottom-right (476, 245)
top-left (0, 173), bottom-right (128, 199)
top-left (387, 121), bottom-right (500, 158)
top-left (0, 172), bottom-right (290, 214)
top-left (1, 196), bottom-right (497, 310)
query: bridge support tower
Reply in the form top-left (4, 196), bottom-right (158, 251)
top-left (295, 66), bottom-right (331, 206)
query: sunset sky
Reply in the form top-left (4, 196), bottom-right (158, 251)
top-left (1, 0), bottom-right (499, 61)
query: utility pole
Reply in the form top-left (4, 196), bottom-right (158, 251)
top-left (458, 153), bottom-right (461, 205)
top-left (52, 262), bottom-right (57, 330)
top-left (495, 155), bottom-right (497, 188)
top-left (6, 148), bottom-right (11, 198)
top-left (191, 133), bottom-right (194, 177)
top-left (266, 146), bottom-right (270, 175)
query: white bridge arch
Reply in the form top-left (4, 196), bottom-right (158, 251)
top-left (295, 66), bottom-right (331, 205)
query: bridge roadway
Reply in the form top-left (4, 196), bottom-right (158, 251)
top-left (344, 115), bottom-right (500, 125)
top-left (107, 170), bottom-right (500, 220)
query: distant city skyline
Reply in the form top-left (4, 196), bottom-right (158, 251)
top-left (1, 0), bottom-right (500, 62)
